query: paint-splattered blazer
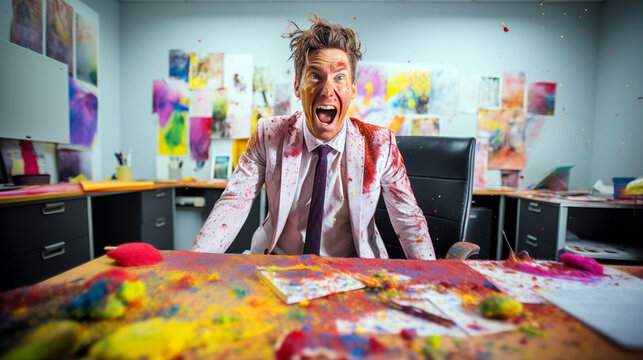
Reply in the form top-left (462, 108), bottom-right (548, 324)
top-left (191, 111), bottom-right (436, 260)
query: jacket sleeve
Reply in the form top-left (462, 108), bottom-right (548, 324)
top-left (190, 121), bottom-right (266, 253)
top-left (379, 130), bottom-right (436, 260)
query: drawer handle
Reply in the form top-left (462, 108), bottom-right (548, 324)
top-left (155, 217), bottom-right (166, 228)
top-left (527, 202), bottom-right (541, 214)
top-left (41, 241), bottom-right (66, 260)
top-left (525, 234), bottom-right (539, 248)
top-left (155, 190), bottom-right (166, 198)
top-left (41, 202), bottom-right (66, 215)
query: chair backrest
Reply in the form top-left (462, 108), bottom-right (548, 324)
top-left (375, 136), bottom-right (476, 258)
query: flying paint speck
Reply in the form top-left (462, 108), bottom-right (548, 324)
top-left (353, 16), bottom-right (357, 20)
top-left (501, 22), bottom-right (509, 32)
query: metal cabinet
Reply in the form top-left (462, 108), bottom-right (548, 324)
top-left (0, 198), bottom-right (90, 290)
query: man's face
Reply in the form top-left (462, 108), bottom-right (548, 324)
top-left (295, 48), bottom-right (356, 142)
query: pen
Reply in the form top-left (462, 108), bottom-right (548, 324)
top-left (114, 152), bottom-right (123, 166)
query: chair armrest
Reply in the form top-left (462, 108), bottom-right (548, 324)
top-left (445, 242), bottom-right (480, 260)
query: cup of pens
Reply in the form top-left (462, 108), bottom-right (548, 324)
top-left (115, 152), bottom-right (131, 181)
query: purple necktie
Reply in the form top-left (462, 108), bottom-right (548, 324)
top-left (303, 145), bottom-right (332, 255)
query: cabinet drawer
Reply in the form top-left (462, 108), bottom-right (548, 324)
top-left (517, 231), bottom-right (557, 260)
top-left (1, 199), bottom-right (89, 258)
top-left (0, 236), bottom-right (90, 290)
top-left (141, 216), bottom-right (173, 250)
top-left (141, 189), bottom-right (173, 223)
top-left (518, 200), bottom-right (559, 245)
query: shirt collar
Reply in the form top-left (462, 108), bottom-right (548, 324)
top-left (303, 115), bottom-right (348, 154)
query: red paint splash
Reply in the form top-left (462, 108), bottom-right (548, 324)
top-left (501, 22), bottom-right (509, 32)
top-left (520, 175), bottom-right (524, 179)
top-left (353, 16), bottom-right (357, 20)
top-left (19, 140), bottom-right (39, 175)
top-left (350, 118), bottom-right (380, 189)
top-left (337, 61), bottom-right (347, 68)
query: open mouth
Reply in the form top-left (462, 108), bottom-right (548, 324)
top-left (315, 105), bottom-right (338, 124)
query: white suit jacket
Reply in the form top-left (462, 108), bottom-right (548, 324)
top-left (191, 112), bottom-right (435, 260)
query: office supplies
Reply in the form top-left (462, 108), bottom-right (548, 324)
top-left (534, 165), bottom-right (573, 191)
top-left (382, 298), bottom-right (456, 328)
top-left (116, 165), bottom-right (131, 181)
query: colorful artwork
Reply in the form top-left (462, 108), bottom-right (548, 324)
top-left (75, 14), bottom-right (98, 86)
top-left (253, 65), bottom-right (274, 108)
top-left (211, 88), bottom-right (228, 137)
top-left (69, 77), bottom-right (98, 147)
top-left (273, 83), bottom-right (291, 116)
top-left (459, 75), bottom-right (479, 114)
top-left (474, 136), bottom-right (489, 189)
top-left (232, 138), bottom-right (249, 170)
top-left (189, 52), bottom-right (223, 89)
top-left (211, 155), bottom-right (231, 179)
top-left (386, 69), bottom-right (431, 115)
top-left (189, 116), bottom-right (212, 168)
top-left (10, 0), bottom-right (43, 53)
top-left (169, 49), bottom-right (190, 82)
top-left (46, 0), bottom-right (73, 76)
top-left (501, 71), bottom-right (525, 109)
top-left (349, 64), bottom-right (388, 127)
top-left (427, 67), bottom-right (459, 123)
top-left (153, 78), bottom-right (190, 127)
top-left (0, 139), bottom-right (46, 176)
top-left (477, 109), bottom-right (526, 170)
top-left (223, 54), bottom-right (253, 139)
top-left (410, 116), bottom-right (440, 136)
top-left (57, 147), bottom-right (92, 181)
top-left (159, 111), bottom-right (187, 155)
top-left (527, 82), bottom-right (556, 115)
top-left (190, 88), bottom-right (214, 118)
top-left (478, 76), bottom-right (500, 109)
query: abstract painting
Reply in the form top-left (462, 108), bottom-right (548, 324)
top-left (189, 52), bottom-right (223, 90)
top-left (410, 116), bottom-right (440, 136)
top-left (477, 109), bottom-right (526, 170)
top-left (169, 49), bottom-right (190, 82)
top-left (57, 147), bottom-right (92, 181)
top-left (349, 64), bottom-right (388, 128)
top-left (223, 54), bottom-right (253, 139)
top-left (0, 139), bottom-right (46, 176)
top-left (158, 111), bottom-right (187, 155)
top-left (153, 78), bottom-right (190, 127)
top-left (253, 65), bottom-right (274, 108)
top-left (273, 82), bottom-right (291, 116)
top-left (189, 116), bottom-right (212, 169)
top-left (458, 75), bottom-right (479, 114)
top-left (501, 71), bottom-right (525, 109)
top-left (427, 67), bottom-right (459, 123)
top-left (478, 76), bottom-right (500, 109)
top-left (46, 0), bottom-right (73, 76)
top-left (76, 14), bottom-right (97, 86)
top-left (527, 82), bottom-right (556, 115)
top-left (473, 136), bottom-right (489, 189)
top-left (10, 0), bottom-right (43, 53)
top-left (211, 155), bottom-right (231, 179)
top-left (386, 69), bottom-right (431, 115)
top-left (211, 88), bottom-right (228, 138)
top-left (189, 88), bottom-right (214, 118)
top-left (69, 77), bottom-right (98, 147)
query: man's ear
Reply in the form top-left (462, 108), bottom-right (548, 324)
top-left (294, 77), bottom-right (300, 98)
top-left (351, 81), bottom-right (357, 100)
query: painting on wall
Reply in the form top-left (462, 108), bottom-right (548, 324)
top-left (189, 116), bottom-right (212, 169)
top-left (478, 76), bottom-right (500, 109)
top-left (427, 67), bottom-right (459, 124)
top-left (211, 88), bottom-right (228, 138)
top-left (459, 75), bottom-right (479, 114)
top-left (76, 13), bottom-right (97, 86)
top-left (473, 136), bottom-right (489, 189)
top-left (189, 52), bottom-right (223, 90)
top-left (274, 82), bottom-right (291, 116)
top-left (478, 109), bottom-right (526, 170)
top-left (501, 71), bottom-right (525, 109)
top-left (10, 0), bottom-right (43, 53)
top-left (0, 139), bottom-right (46, 176)
top-left (223, 54), bottom-right (253, 139)
top-left (158, 110), bottom-right (187, 155)
top-left (252, 65), bottom-right (275, 134)
top-left (46, 0), bottom-right (73, 76)
top-left (211, 154), bottom-right (231, 179)
top-left (169, 49), bottom-right (190, 82)
top-left (527, 82), bottom-right (556, 115)
top-left (189, 88), bottom-right (214, 118)
top-left (349, 64), bottom-right (388, 128)
top-left (386, 69), bottom-right (431, 115)
top-left (57, 147), bottom-right (92, 181)
top-left (153, 78), bottom-right (190, 127)
top-left (69, 77), bottom-right (98, 147)
top-left (410, 116), bottom-right (440, 136)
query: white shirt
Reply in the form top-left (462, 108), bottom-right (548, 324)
top-left (273, 117), bottom-right (355, 257)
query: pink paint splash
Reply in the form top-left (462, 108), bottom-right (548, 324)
top-left (19, 141), bottom-right (39, 175)
top-left (505, 250), bottom-right (602, 282)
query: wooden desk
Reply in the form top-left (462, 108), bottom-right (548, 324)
top-left (1, 252), bottom-right (640, 359)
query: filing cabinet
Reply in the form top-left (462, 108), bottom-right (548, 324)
top-left (515, 199), bottom-right (560, 260)
top-left (0, 198), bottom-right (91, 290)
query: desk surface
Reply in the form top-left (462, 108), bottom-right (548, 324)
top-left (1, 252), bottom-right (640, 359)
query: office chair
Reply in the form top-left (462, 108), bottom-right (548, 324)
top-left (375, 136), bottom-right (479, 260)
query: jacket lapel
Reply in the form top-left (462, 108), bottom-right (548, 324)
top-left (272, 113), bottom-right (304, 250)
top-left (345, 119), bottom-right (364, 255)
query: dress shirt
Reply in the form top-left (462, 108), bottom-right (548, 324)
top-left (273, 117), bottom-right (355, 257)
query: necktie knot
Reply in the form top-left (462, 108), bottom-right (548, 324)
top-left (317, 145), bottom-right (332, 158)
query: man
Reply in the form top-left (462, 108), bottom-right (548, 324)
top-left (191, 16), bottom-right (435, 260)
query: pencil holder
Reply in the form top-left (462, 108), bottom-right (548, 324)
top-left (168, 167), bottom-right (182, 181)
top-left (116, 165), bottom-right (132, 181)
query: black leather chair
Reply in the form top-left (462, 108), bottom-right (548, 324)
top-left (375, 136), bottom-right (478, 259)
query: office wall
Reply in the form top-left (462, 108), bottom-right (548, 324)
top-left (590, 0), bottom-right (643, 183)
top-left (119, 1), bottom-right (605, 188)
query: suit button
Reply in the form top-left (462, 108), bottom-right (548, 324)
top-left (264, 249), bottom-right (269, 254)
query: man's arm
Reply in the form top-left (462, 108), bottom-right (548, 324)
top-left (191, 123), bottom-right (266, 253)
top-left (379, 131), bottom-right (436, 260)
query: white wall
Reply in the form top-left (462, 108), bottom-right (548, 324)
top-left (119, 1), bottom-right (606, 188)
top-left (590, 0), bottom-right (643, 183)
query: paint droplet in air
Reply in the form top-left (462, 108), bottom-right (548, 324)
top-left (520, 175), bottom-right (524, 179)
top-left (434, 210), bottom-right (438, 213)
top-left (501, 22), bottom-right (509, 32)
top-left (353, 16), bottom-right (357, 20)
top-left (198, 39), bottom-right (202, 43)
top-left (610, 48), bottom-right (614, 51)
top-left (560, 35), bottom-right (564, 38)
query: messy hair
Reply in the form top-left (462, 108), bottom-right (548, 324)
top-left (284, 15), bottom-right (363, 83)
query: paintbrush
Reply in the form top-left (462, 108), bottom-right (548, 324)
top-left (382, 298), bottom-right (456, 328)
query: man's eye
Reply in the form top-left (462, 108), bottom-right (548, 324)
top-left (336, 75), bottom-right (345, 81)
top-left (310, 74), bottom-right (320, 80)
